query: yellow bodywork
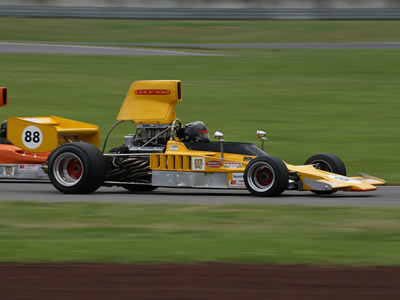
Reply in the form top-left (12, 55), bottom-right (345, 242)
top-left (151, 141), bottom-right (248, 172)
top-left (286, 163), bottom-right (385, 192)
top-left (117, 80), bottom-right (182, 124)
top-left (7, 116), bottom-right (99, 153)
top-left (151, 141), bottom-right (252, 189)
top-left (149, 141), bottom-right (385, 191)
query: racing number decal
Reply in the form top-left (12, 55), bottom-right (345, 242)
top-left (25, 131), bottom-right (40, 143)
top-left (22, 125), bottom-right (43, 150)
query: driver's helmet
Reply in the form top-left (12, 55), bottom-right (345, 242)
top-left (0, 120), bottom-right (7, 138)
top-left (183, 121), bottom-right (210, 142)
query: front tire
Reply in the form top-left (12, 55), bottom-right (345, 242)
top-left (48, 142), bottom-right (106, 194)
top-left (305, 153), bottom-right (346, 175)
top-left (244, 156), bottom-right (289, 197)
top-left (304, 153), bottom-right (346, 195)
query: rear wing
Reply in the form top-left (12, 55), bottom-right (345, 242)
top-left (7, 116), bottom-right (100, 153)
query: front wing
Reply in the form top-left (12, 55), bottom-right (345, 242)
top-left (287, 164), bottom-right (385, 192)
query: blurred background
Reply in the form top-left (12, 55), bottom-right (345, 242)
top-left (1, 0), bottom-right (399, 183)
top-left (2, 4), bottom-right (400, 292)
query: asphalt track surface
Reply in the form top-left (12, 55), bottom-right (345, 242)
top-left (0, 183), bottom-right (398, 206)
top-left (2, 41), bottom-right (400, 56)
top-left (117, 42), bottom-right (400, 49)
top-left (0, 42), bottom-right (219, 56)
top-left (56, 41), bottom-right (400, 49)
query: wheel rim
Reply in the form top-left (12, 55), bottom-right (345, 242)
top-left (53, 152), bottom-right (83, 186)
top-left (247, 161), bottom-right (275, 192)
top-left (310, 159), bottom-right (333, 172)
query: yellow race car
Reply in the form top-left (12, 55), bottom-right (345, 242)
top-left (6, 80), bottom-right (385, 196)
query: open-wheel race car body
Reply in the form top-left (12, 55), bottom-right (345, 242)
top-left (2, 81), bottom-right (385, 196)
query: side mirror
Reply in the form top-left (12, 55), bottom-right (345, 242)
top-left (256, 130), bottom-right (267, 151)
top-left (214, 131), bottom-right (224, 141)
top-left (214, 131), bottom-right (225, 160)
top-left (256, 130), bottom-right (266, 138)
top-left (0, 87), bottom-right (7, 107)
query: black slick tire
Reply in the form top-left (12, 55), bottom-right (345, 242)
top-left (244, 156), bottom-right (289, 197)
top-left (48, 142), bottom-right (106, 194)
top-left (304, 153), bottom-right (346, 195)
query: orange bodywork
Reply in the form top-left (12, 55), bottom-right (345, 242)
top-left (0, 144), bottom-right (49, 164)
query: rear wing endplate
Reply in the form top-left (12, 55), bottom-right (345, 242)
top-left (0, 87), bottom-right (7, 106)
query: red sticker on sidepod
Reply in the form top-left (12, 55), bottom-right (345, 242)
top-left (134, 89), bottom-right (171, 95)
top-left (206, 160), bottom-right (222, 168)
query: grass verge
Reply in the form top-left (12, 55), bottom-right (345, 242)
top-left (1, 202), bottom-right (400, 265)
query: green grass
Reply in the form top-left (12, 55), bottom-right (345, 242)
top-left (1, 51), bottom-right (399, 182)
top-left (1, 18), bottom-right (400, 43)
top-left (1, 202), bottom-right (400, 265)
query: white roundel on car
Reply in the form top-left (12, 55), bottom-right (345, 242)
top-left (22, 125), bottom-right (43, 150)
top-left (327, 175), bottom-right (361, 184)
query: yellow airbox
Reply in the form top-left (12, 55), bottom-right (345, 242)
top-left (7, 116), bottom-right (100, 153)
top-left (117, 80), bottom-right (182, 124)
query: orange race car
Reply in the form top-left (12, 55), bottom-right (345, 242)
top-left (0, 87), bottom-right (49, 181)
top-left (0, 87), bottom-right (98, 182)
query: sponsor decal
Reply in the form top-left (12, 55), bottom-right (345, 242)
top-left (365, 179), bottom-right (378, 183)
top-left (232, 173), bottom-right (244, 180)
top-left (229, 180), bottom-right (246, 188)
top-left (327, 175), bottom-right (361, 184)
top-left (192, 157), bottom-right (205, 171)
top-left (206, 160), bottom-right (222, 168)
top-left (243, 157), bottom-right (253, 162)
top-left (229, 173), bottom-right (245, 188)
top-left (134, 89), bottom-right (171, 95)
top-left (3, 166), bottom-right (15, 176)
top-left (224, 162), bottom-right (243, 169)
top-left (169, 144), bottom-right (179, 151)
top-left (18, 164), bottom-right (39, 173)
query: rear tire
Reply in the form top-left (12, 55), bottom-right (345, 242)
top-left (304, 153), bottom-right (346, 195)
top-left (244, 156), bottom-right (289, 197)
top-left (48, 142), bottom-right (106, 194)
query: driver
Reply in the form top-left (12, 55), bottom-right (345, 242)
top-left (179, 121), bottom-right (210, 142)
top-left (0, 120), bottom-right (10, 144)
